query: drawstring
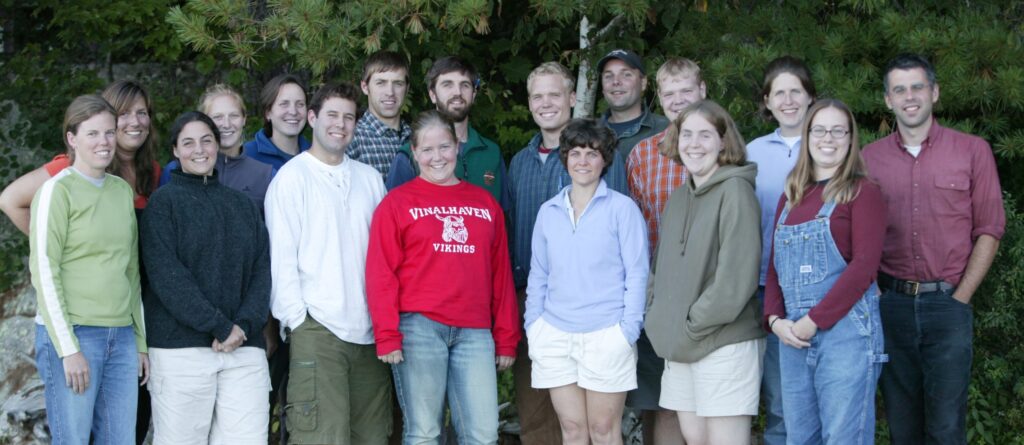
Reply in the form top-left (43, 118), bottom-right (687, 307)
top-left (679, 194), bottom-right (695, 255)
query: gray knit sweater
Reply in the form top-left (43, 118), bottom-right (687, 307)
top-left (141, 169), bottom-right (270, 349)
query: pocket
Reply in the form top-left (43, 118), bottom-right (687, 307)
top-left (285, 401), bottom-right (318, 433)
top-left (847, 298), bottom-right (872, 337)
top-left (773, 228), bottom-right (829, 288)
top-left (285, 360), bottom-right (318, 433)
top-left (933, 174), bottom-right (970, 217)
top-left (147, 375), bottom-right (162, 395)
top-left (942, 287), bottom-right (971, 308)
top-left (612, 324), bottom-right (633, 349)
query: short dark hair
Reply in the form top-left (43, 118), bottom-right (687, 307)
top-left (308, 82), bottom-right (360, 116)
top-left (260, 74), bottom-right (306, 137)
top-left (883, 53), bottom-right (937, 91)
top-left (170, 111), bottom-right (221, 150)
top-left (759, 56), bottom-right (817, 120)
top-left (426, 56), bottom-right (479, 91)
top-left (558, 118), bottom-right (616, 176)
top-left (362, 50), bottom-right (409, 84)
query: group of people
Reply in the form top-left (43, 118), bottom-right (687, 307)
top-left (0, 47), bottom-right (1003, 445)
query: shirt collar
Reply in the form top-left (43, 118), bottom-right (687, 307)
top-left (894, 117), bottom-right (942, 151)
top-left (361, 111), bottom-right (410, 138)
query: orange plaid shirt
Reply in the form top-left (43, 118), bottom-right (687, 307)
top-left (626, 130), bottom-right (687, 256)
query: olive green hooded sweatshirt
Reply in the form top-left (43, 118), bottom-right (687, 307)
top-left (645, 163), bottom-right (765, 363)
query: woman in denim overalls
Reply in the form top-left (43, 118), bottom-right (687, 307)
top-left (764, 99), bottom-right (888, 444)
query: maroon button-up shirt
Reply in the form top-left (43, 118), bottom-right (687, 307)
top-left (863, 120), bottom-right (1005, 286)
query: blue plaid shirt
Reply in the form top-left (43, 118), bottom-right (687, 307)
top-left (508, 133), bottom-right (629, 288)
top-left (348, 112), bottom-right (411, 178)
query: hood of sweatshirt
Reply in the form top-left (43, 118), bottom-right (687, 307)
top-left (678, 163), bottom-right (758, 254)
top-left (689, 162), bottom-right (757, 196)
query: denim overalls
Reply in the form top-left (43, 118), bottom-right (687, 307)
top-left (773, 199), bottom-right (888, 444)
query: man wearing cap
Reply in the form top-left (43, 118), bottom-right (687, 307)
top-left (508, 61), bottom-right (630, 444)
top-left (385, 56), bottom-right (510, 210)
top-left (863, 53), bottom-right (1004, 444)
top-left (624, 57), bottom-right (706, 445)
top-left (598, 49), bottom-right (670, 156)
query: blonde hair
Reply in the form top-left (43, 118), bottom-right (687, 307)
top-left (783, 99), bottom-right (866, 207)
top-left (198, 84), bottom-right (246, 116)
top-left (527, 62), bottom-right (575, 94)
top-left (661, 100), bottom-right (746, 166)
top-left (656, 57), bottom-right (702, 85)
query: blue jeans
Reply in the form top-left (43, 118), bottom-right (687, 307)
top-left (879, 287), bottom-right (972, 445)
top-left (759, 288), bottom-right (786, 445)
top-left (392, 313), bottom-right (499, 445)
top-left (35, 324), bottom-right (138, 445)
top-left (780, 295), bottom-right (885, 444)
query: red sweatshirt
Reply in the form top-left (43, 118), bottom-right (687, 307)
top-left (764, 178), bottom-right (886, 330)
top-left (367, 177), bottom-right (521, 356)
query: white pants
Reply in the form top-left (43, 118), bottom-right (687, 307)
top-left (149, 346), bottom-right (271, 445)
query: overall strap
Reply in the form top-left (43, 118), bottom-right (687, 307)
top-left (776, 197), bottom-right (793, 227)
top-left (816, 199), bottom-right (839, 219)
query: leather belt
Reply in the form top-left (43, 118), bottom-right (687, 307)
top-left (878, 273), bottom-right (954, 296)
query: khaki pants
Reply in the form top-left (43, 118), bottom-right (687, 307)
top-left (149, 346), bottom-right (270, 445)
top-left (286, 317), bottom-right (392, 445)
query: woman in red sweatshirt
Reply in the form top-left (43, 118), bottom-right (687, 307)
top-left (367, 110), bottom-right (520, 444)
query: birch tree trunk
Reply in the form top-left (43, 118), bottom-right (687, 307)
top-left (573, 14), bottom-right (625, 118)
top-left (573, 15), bottom-right (596, 118)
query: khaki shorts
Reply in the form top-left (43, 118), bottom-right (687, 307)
top-left (527, 317), bottom-right (638, 393)
top-left (659, 338), bottom-right (765, 417)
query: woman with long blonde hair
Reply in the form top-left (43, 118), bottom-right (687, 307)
top-left (764, 99), bottom-right (888, 443)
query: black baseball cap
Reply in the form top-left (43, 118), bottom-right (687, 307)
top-left (597, 49), bottom-right (645, 75)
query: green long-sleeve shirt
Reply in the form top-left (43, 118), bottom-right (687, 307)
top-left (30, 168), bottom-right (146, 357)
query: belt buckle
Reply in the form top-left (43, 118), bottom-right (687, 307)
top-left (905, 280), bottom-right (920, 296)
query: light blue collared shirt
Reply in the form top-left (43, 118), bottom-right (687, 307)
top-left (525, 180), bottom-right (649, 343)
top-left (747, 128), bottom-right (801, 285)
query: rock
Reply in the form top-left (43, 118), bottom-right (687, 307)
top-left (0, 276), bottom-right (45, 444)
top-left (0, 379), bottom-right (47, 444)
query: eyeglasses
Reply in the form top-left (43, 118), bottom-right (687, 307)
top-left (809, 127), bottom-right (850, 139)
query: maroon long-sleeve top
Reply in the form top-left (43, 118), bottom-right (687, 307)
top-left (764, 179), bottom-right (886, 330)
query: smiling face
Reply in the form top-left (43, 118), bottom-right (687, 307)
top-left (885, 67), bottom-right (938, 131)
top-left (807, 106), bottom-right (852, 181)
top-left (116, 96), bottom-right (150, 153)
top-left (309, 97), bottom-right (357, 157)
top-left (413, 125), bottom-right (459, 185)
top-left (601, 59), bottom-right (647, 116)
top-left (429, 71), bottom-right (475, 123)
top-left (566, 146), bottom-right (606, 189)
top-left (678, 113), bottom-right (723, 187)
top-left (764, 72), bottom-right (812, 137)
top-left (361, 68), bottom-right (408, 123)
top-left (173, 121), bottom-right (219, 176)
top-left (205, 94), bottom-right (245, 152)
top-left (658, 74), bottom-right (705, 122)
top-left (266, 83), bottom-right (307, 138)
top-left (68, 112), bottom-right (117, 178)
top-left (528, 74), bottom-right (576, 133)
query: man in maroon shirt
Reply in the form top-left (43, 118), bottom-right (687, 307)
top-left (863, 53), bottom-right (1005, 445)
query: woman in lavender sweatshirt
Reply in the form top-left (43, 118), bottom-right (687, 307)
top-left (525, 118), bottom-right (649, 445)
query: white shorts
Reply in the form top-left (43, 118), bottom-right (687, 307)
top-left (149, 346), bottom-right (271, 445)
top-left (527, 317), bottom-right (637, 393)
top-left (659, 338), bottom-right (765, 417)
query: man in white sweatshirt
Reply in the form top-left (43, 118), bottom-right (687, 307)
top-left (265, 81), bottom-right (391, 444)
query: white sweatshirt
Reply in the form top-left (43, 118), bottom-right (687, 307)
top-left (265, 152), bottom-right (386, 344)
